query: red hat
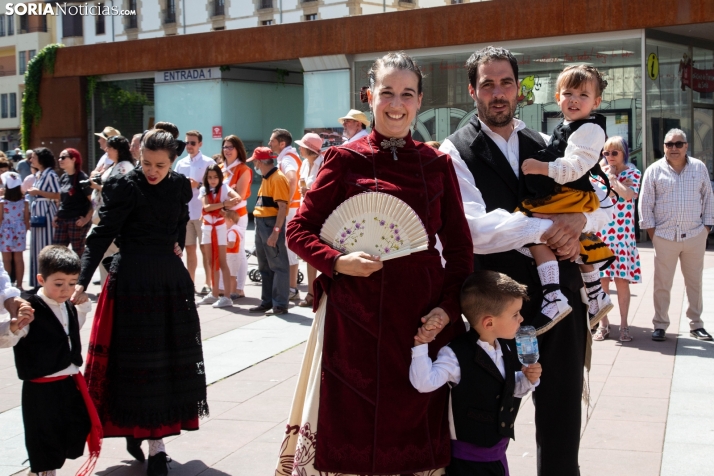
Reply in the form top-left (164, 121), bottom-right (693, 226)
top-left (247, 146), bottom-right (277, 162)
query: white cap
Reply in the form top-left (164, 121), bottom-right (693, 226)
top-left (1, 171), bottom-right (22, 189)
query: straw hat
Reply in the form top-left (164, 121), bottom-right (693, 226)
top-left (247, 146), bottom-right (277, 162)
top-left (294, 133), bottom-right (323, 155)
top-left (338, 109), bottom-right (370, 127)
top-left (94, 126), bottom-right (121, 139)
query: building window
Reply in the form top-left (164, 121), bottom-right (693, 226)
top-left (451, 0), bottom-right (463, 3)
top-left (9, 93), bottom-right (16, 118)
top-left (262, 19), bottom-right (273, 25)
top-left (96, 3), bottom-right (106, 35)
top-left (126, 0), bottom-right (138, 29)
top-left (19, 14), bottom-right (26, 34)
top-left (305, 13), bottom-right (317, 20)
top-left (165, 0), bottom-right (176, 24)
top-left (62, 12), bottom-right (83, 37)
top-left (0, 15), bottom-right (5, 36)
top-left (7, 13), bottom-right (14, 35)
top-left (214, 0), bottom-right (225, 16)
top-left (18, 51), bottom-right (26, 75)
top-left (260, 0), bottom-right (273, 9)
top-left (1, 95), bottom-right (7, 119)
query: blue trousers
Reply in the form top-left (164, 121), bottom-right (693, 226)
top-left (254, 216), bottom-right (290, 309)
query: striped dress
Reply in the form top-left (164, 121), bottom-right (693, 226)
top-left (29, 168), bottom-right (60, 287)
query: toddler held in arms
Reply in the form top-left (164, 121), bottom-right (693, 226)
top-left (519, 64), bottom-right (615, 334)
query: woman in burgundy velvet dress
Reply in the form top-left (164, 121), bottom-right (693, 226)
top-left (277, 52), bottom-right (473, 476)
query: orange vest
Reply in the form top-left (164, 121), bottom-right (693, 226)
top-left (226, 227), bottom-right (240, 254)
top-left (202, 189), bottom-right (225, 273)
top-left (223, 161), bottom-right (252, 217)
top-left (281, 152), bottom-right (302, 208)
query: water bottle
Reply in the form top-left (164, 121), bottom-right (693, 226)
top-left (515, 326), bottom-right (539, 366)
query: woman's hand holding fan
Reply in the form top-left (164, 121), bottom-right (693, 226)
top-left (321, 192), bottom-right (428, 261)
top-left (334, 252), bottom-right (383, 277)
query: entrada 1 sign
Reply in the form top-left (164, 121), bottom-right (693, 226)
top-left (162, 69), bottom-right (214, 82)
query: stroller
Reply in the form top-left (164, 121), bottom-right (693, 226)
top-left (246, 247), bottom-right (304, 284)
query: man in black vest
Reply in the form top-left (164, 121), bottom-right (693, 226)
top-left (441, 46), bottom-right (613, 475)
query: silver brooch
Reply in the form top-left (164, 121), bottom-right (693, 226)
top-left (381, 138), bottom-right (406, 160)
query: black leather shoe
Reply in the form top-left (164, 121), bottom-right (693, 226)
top-left (147, 451), bottom-right (168, 476)
top-left (126, 436), bottom-right (145, 462)
top-left (265, 306), bottom-right (288, 315)
top-left (690, 328), bottom-right (713, 341)
top-left (652, 329), bottom-right (666, 341)
top-left (248, 304), bottom-right (272, 313)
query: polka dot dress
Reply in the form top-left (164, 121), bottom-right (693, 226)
top-left (596, 165), bottom-right (642, 283)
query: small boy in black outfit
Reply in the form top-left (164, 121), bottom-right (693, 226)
top-left (410, 270), bottom-right (542, 476)
top-left (0, 245), bottom-right (99, 476)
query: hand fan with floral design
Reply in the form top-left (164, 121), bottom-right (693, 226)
top-left (319, 192), bottom-right (428, 260)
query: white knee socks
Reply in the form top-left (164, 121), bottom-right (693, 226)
top-left (148, 438), bottom-right (166, 456)
top-left (538, 262), bottom-right (562, 319)
top-left (581, 269), bottom-right (603, 315)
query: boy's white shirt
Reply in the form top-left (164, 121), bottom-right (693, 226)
top-left (0, 288), bottom-right (92, 378)
top-left (410, 339), bottom-right (539, 439)
top-left (409, 340), bottom-right (539, 395)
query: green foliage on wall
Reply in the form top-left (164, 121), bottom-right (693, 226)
top-left (21, 43), bottom-right (64, 151)
top-left (98, 82), bottom-right (150, 111)
top-left (86, 75), bottom-right (100, 106)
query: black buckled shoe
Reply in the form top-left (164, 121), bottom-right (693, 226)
top-left (248, 304), bottom-right (272, 313)
top-left (147, 451), bottom-right (169, 476)
top-left (652, 329), bottom-right (666, 341)
top-left (690, 328), bottom-right (713, 341)
top-left (126, 436), bottom-right (145, 462)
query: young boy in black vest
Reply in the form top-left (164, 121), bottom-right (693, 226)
top-left (410, 270), bottom-right (542, 476)
top-left (0, 245), bottom-right (99, 476)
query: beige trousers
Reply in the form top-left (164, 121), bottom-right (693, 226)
top-left (652, 230), bottom-right (707, 331)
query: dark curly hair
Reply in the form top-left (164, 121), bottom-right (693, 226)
top-left (107, 135), bottom-right (134, 164)
top-left (33, 147), bottom-right (56, 170)
top-left (465, 46), bottom-right (519, 88)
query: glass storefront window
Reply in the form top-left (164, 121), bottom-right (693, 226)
top-left (90, 78), bottom-right (155, 168)
top-left (354, 38), bottom-right (642, 167)
top-left (692, 47), bottom-right (714, 105)
top-left (645, 40), bottom-right (691, 168)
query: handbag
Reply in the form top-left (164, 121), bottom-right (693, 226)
top-left (30, 215), bottom-right (47, 228)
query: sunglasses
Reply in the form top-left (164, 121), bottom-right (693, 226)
top-left (58, 155), bottom-right (71, 160)
top-left (186, 140), bottom-right (197, 146)
top-left (602, 151), bottom-right (620, 157)
top-left (222, 145), bottom-right (235, 151)
top-left (664, 141), bottom-right (687, 149)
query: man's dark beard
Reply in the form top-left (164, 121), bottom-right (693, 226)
top-left (477, 99), bottom-right (516, 128)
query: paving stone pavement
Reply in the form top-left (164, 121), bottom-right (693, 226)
top-left (2, 234), bottom-right (714, 475)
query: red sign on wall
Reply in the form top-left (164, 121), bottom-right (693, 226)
top-left (212, 126), bottom-right (223, 139)
top-left (680, 56), bottom-right (714, 93)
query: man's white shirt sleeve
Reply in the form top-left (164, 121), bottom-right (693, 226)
top-left (440, 139), bottom-right (552, 254)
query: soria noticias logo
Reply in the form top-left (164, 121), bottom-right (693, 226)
top-left (5, 3), bottom-right (137, 16)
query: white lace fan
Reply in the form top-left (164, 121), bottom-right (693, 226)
top-left (320, 192), bottom-right (428, 261)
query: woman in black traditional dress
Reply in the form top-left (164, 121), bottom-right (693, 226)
top-left (71, 128), bottom-right (208, 476)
